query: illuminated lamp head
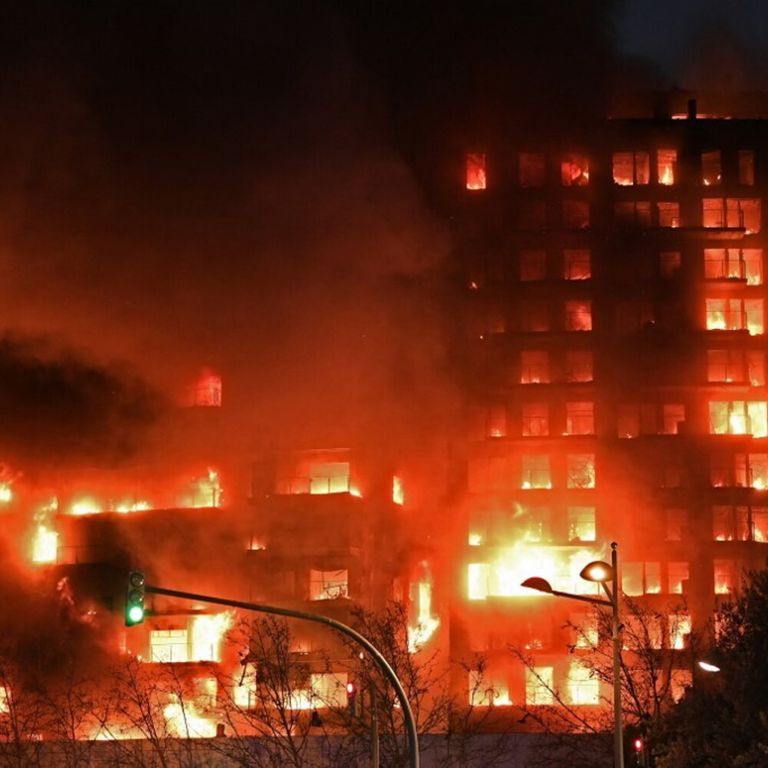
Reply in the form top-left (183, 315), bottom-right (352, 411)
top-left (579, 561), bottom-right (614, 583)
top-left (697, 660), bottom-right (721, 673)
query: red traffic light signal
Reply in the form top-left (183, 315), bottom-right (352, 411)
top-left (632, 737), bottom-right (644, 752)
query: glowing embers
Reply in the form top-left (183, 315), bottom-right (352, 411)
top-left (708, 401), bottom-right (768, 437)
top-left (706, 298), bottom-right (764, 334)
top-left (465, 153), bottom-right (487, 190)
top-left (467, 545), bottom-right (602, 600)
top-left (407, 561), bottom-right (440, 652)
top-left (193, 368), bottom-right (222, 407)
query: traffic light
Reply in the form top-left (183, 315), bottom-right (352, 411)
top-left (631, 735), bottom-right (647, 767)
top-left (125, 570), bottom-right (146, 626)
top-left (346, 681), bottom-right (360, 717)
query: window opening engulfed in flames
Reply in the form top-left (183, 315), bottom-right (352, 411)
top-left (612, 150), bottom-right (649, 185)
top-left (657, 149), bottom-right (677, 185)
top-left (706, 298), bottom-right (764, 334)
top-left (704, 248), bottom-right (763, 285)
top-left (465, 153), bottom-right (487, 190)
top-left (309, 569), bottom-right (348, 600)
top-left (561, 153), bottom-right (589, 186)
top-left (702, 198), bottom-right (761, 232)
top-left (194, 370), bottom-right (222, 407)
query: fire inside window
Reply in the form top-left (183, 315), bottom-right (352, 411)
top-left (706, 298), bottom-right (764, 334)
top-left (702, 198), bottom-right (761, 233)
top-left (561, 153), bottom-right (589, 186)
top-left (571, 613), bottom-right (598, 648)
top-left (702, 150), bottom-right (722, 186)
top-left (623, 615), bottom-right (663, 650)
top-left (657, 149), bottom-right (677, 185)
top-left (567, 454), bottom-right (595, 488)
top-left (520, 351), bottom-right (549, 384)
top-left (567, 661), bottom-right (599, 705)
top-left (710, 452), bottom-right (768, 489)
top-left (714, 559), bottom-right (738, 595)
top-left (668, 562), bottom-right (689, 594)
top-left (522, 403), bottom-right (549, 437)
top-left (465, 153), bottom-right (487, 190)
top-left (309, 569), bottom-right (348, 600)
top-left (707, 349), bottom-right (766, 384)
top-left (657, 201), bottom-right (680, 228)
top-left (565, 402), bottom-right (594, 435)
top-left (612, 150), bottom-right (649, 185)
top-left (669, 614), bottom-right (691, 650)
top-left (567, 506), bottom-right (596, 542)
top-left (485, 405), bottom-right (507, 438)
top-left (521, 455), bottom-right (551, 489)
top-left (713, 505), bottom-right (768, 542)
top-left (622, 561), bottom-right (661, 596)
top-left (704, 248), bottom-right (763, 285)
top-left (564, 249), bottom-right (591, 280)
top-left (194, 370), bottom-right (222, 407)
top-left (708, 400), bottom-right (768, 437)
top-left (468, 670), bottom-right (511, 706)
top-left (564, 300), bottom-right (592, 331)
top-left (525, 667), bottom-right (554, 706)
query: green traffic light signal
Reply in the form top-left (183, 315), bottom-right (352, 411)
top-left (125, 570), bottom-right (146, 627)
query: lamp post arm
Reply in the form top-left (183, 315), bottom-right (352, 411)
top-left (145, 585), bottom-right (420, 768)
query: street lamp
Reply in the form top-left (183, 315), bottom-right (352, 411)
top-left (522, 541), bottom-right (624, 768)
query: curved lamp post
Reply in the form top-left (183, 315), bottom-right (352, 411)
top-left (522, 542), bottom-right (624, 768)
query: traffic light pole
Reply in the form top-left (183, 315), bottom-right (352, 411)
top-left (143, 584), bottom-right (420, 768)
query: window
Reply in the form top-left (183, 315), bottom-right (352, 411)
top-left (521, 301), bottom-right (550, 332)
top-left (713, 505), bottom-right (768, 542)
top-left (150, 629), bottom-right (189, 663)
top-left (665, 509), bottom-right (686, 541)
top-left (522, 455), bottom-right (551, 489)
top-left (519, 152), bottom-right (546, 187)
top-left (565, 301), bottom-right (592, 331)
top-left (739, 150), bottom-right (755, 186)
top-left (662, 404), bottom-right (686, 435)
top-left (525, 667), bottom-right (554, 705)
top-left (614, 201), bottom-right (652, 226)
top-left (522, 403), bottom-right (549, 437)
top-left (566, 402), bottom-right (594, 435)
top-left (660, 251), bottom-right (681, 277)
top-left (561, 153), bottom-right (589, 186)
top-left (521, 351), bottom-right (549, 384)
top-left (468, 670), bottom-right (511, 706)
top-left (520, 250), bottom-right (546, 281)
top-left (710, 452), bottom-right (768, 488)
top-left (562, 200), bottom-right (589, 229)
top-left (564, 249), bottom-right (591, 280)
top-left (518, 201), bottom-right (546, 229)
top-left (567, 454), bottom-right (595, 488)
top-left (702, 150), bottom-right (722, 186)
top-left (669, 613), bottom-right (691, 650)
top-left (714, 559), bottom-right (737, 595)
top-left (465, 153), bottom-right (487, 190)
top-left (657, 202), bottom-right (680, 228)
top-left (616, 302), bottom-right (654, 333)
top-left (707, 350), bottom-right (765, 384)
top-left (308, 463), bottom-right (350, 494)
top-left (708, 401), bottom-right (767, 437)
top-left (523, 506), bottom-right (552, 542)
top-left (617, 404), bottom-right (640, 438)
top-left (613, 151), bottom-right (649, 185)
top-left (309, 569), bottom-right (349, 600)
top-left (668, 562), bottom-right (689, 595)
top-left (703, 199), bottom-right (761, 233)
top-left (484, 406), bottom-right (507, 438)
top-left (567, 662), bottom-right (599, 705)
top-left (705, 298), bottom-right (764, 334)
top-left (622, 562), bottom-right (661, 595)
top-left (704, 248), bottom-right (763, 284)
top-left (657, 149), bottom-right (677, 185)
top-left (194, 370), bottom-right (222, 407)
top-left (565, 350), bottom-right (593, 382)
top-left (568, 506), bottom-right (596, 541)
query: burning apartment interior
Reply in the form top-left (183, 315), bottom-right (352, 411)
top-left (3, 0), bottom-right (768, 761)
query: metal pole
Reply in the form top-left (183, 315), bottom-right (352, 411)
top-left (145, 585), bottom-right (419, 768)
top-left (610, 543), bottom-right (625, 768)
top-left (370, 683), bottom-right (380, 768)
